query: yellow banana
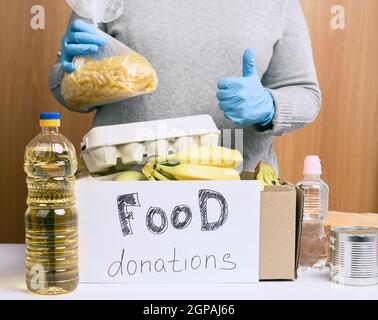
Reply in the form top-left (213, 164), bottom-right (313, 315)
top-left (155, 164), bottom-right (241, 181)
top-left (152, 169), bottom-right (171, 181)
top-left (149, 146), bottom-right (243, 169)
top-left (254, 161), bottom-right (282, 191)
top-left (142, 163), bottom-right (156, 181)
top-left (114, 171), bottom-right (147, 181)
top-left (255, 172), bottom-right (269, 191)
top-left (155, 167), bottom-right (177, 180)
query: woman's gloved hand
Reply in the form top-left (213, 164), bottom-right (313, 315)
top-left (217, 48), bottom-right (275, 127)
top-left (61, 19), bottom-right (106, 73)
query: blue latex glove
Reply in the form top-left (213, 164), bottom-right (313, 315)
top-left (61, 19), bottom-right (106, 73)
top-left (217, 48), bottom-right (275, 127)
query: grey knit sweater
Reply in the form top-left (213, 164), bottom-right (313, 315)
top-left (49, 0), bottom-right (321, 172)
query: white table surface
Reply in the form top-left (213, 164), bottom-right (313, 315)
top-left (1, 244), bottom-right (377, 300)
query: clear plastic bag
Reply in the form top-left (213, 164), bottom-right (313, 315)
top-left (61, 0), bottom-right (158, 110)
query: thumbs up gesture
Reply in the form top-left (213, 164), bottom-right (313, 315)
top-left (217, 49), bottom-right (275, 127)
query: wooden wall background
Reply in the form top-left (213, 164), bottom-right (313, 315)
top-left (0, 1), bottom-right (93, 243)
top-left (0, 0), bottom-right (377, 243)
top-left (275, 0), bottom-right (378, 213)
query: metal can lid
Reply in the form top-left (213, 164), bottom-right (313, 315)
top-left (331, 226), bottom-right (378, 243)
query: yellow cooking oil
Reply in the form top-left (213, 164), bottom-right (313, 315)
top-left (24, 112), bottom-right (79, 295)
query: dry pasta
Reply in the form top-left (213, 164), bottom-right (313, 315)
top-left (61, 53), bottom-right (158, 110)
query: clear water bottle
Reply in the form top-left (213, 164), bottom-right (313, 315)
top-left (24, 112), bottom-right (79, 295)
top-left (297, 155), bottom-right (329, 271)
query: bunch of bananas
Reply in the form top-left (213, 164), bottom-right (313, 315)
top-left (142, 146), bottom-right (242, 181)
top-left (253, 161), bottom-right (284, 191)
top-left (112, 148), bottom-right (283, 186)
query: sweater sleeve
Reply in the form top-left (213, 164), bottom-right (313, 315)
top-left (48, 12), bottom-right (107, 113)
top-left (261, 0), bottom-right (322, 136)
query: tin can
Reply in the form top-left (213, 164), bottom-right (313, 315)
top-left (330, 226), bottom-right (378, 286)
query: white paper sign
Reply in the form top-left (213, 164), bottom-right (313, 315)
top-left (76, 180), bottom-right (260, 284)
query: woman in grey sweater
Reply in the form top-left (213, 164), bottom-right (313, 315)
top-left (49, 0), bottom-right (321, 172)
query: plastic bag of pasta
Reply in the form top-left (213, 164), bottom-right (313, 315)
top-left (61, 0), bottom-right (158, 110)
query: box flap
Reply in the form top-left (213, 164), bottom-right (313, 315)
top-left (259, 185), bottom-right (297, 280)
top-left (295, 187), bottom-right (304, 279)
top-left (241, 170), bottom-right (300, 280)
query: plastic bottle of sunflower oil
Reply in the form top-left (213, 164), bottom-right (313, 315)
top-left (24, 112), bottom-right (79, 294)
top-left (297, 155), bottom-right (329, 271)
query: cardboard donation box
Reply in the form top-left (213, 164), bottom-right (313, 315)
top-left (76, 115), bottom-right (303, 283)
top-left (76, 176), bottom-right (303, 282)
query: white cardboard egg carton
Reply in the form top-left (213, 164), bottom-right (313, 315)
top-left (81, 115), bottom-right (221, 174)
